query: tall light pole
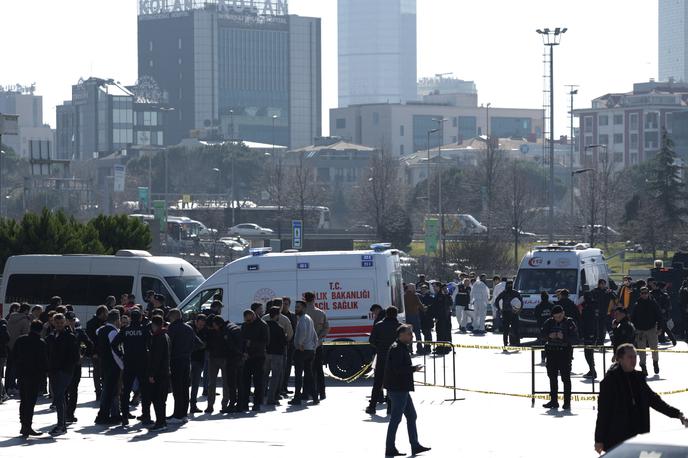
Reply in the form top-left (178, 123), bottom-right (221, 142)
top-left (485, 102), bottom-right (491, 138)
top-left (567, 85), bottom-right (578, 236)
top-left (426, 128), bottom-right (438, 213)
top-left (585, 143), bottom-right (609, 247)
top-left (271, 114), bottom-right (282, 239)
top-left (434, 118), bottom-right (448, 262)
top-left (537, 27), bottom-right (567, 243)
top-left (571, 167), bottom-right (593, 235)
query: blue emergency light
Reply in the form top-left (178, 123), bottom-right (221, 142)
top-left (370, 243), bottom-right (391, 252)
top-left (250, 247), bottom-right (273, 256)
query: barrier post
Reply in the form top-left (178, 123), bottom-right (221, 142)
top-left (452, 346), bottom-right (457, 401)
top-left (423, 346), bottom-right (427, 385)
top-left (433, 343), bottom-right (437, 387)
top-left (531, 347), bottom-right (536, 408)
top-left (442, 344), bottom-right (447, 388)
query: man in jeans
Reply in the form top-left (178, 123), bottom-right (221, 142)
top-left (46, 313), bottom-right (79, 436)
top-left (265, 307), bottom-right (287, 405)
top-left (304, 292), bottom-right (330, 400)
top-left (238, 309), bottom-right (269, 412)
top-left (289, 300), bottom-right (318, 406)
top-left (189, 314), bottom-right (207, 414)
top-left (205, 315), bottom-right (228, 413)
top-left (166, 309), bottom-right (198, 422)
top-left (631, 287), bottom-right (662, 376)
top-left (384, 324), bottom-right (431, 457)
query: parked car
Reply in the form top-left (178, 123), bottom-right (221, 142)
top-left (345, 223), bottom-right (375, 233)
top-left (602, 429), bottom-right (688, 457)
top-left (228, 223), bottom-right (275, 237)
top-left (217, 237), bottom-right (249, 252)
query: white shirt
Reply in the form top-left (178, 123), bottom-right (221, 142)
top-left (492, 282), bottom-right (506, 306)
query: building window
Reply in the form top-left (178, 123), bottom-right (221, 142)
top-left (452, 117), bottom-right (458, 128)
top-left (630, 153), bottom-right (638, 164)
top-left (149, 60), bottom-right (154, 68)
top-left (598, 134), bottom-right (609, 145)
top-left (666, 112), bottom-right (673, 132)
top-left (613, 133), bottom-right (623, 144)
top-left (335, 118), bottom-right (346, 129)
top-left (645, 112), bottom-right (659, 129)
top-left (630, 133), bottom-right (639, 149)
top-left (149, 41), bottom-right (153, 52)
top-left (599, 115), bottom-right (609, 126)
top-left (629, 113), bottom-right (639, 130)
top-left (585, 135), bottom-right (593, 146)
top-left (373, 112), bottom-right (380, 125)
top-left (179, 72), bottom-right (183, 80)
top-left (613, 152), bottom-right (624, 163)
top-left (645, 131), bottom-right (659, 149)
top-left (400, 144), bottom-right (404, 155)
top-left (400, 125), bottom-right (404, 137)
top-left (178, 57), bottom-right (183, 65)
top-left (613, 114), bottom-right (623, 125)
top-left (584, 116), bottom-right (593, 130)
top-left (178, 38), bottom-right (183, 50)
top-left (179, 88), bottom-right (183, 100)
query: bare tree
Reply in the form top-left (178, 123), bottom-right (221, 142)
top-left (263, 154), bottom-right (286, 237)
top-left (285, 152), bottom-right (318, 225)
top-left (477, 143), bottom-right (504, 241)
top-left (355, 147), bottom-right (401, 238)
top-left (507, 162), bottom-right (538, 270)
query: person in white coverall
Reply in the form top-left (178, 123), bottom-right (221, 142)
top-left (470, 275), bottom-right (490, 334)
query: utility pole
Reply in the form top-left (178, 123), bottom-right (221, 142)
top-left (434, 118), bottom-right (447, 262)
top-left (567, 85), bottom-right (578, 235)
top-left (537, 27), bottom-right (567, 244)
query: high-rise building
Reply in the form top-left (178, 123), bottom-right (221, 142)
top-left (137, 0), bottom-right (321, 148)
top-left (659, 0), bottom-right (688, 82)
top-left (338, 0), bottom-right (417, 107)
top-left (0, 84), bottom-right (53, 159)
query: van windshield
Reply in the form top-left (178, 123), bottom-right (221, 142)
top-left (514, 269), bottom-right (577, 294)
top-left (165, 275), bottom-right (204, 301)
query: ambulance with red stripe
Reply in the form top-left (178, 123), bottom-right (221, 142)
top-left (179, 244), bottom-right (405, 378)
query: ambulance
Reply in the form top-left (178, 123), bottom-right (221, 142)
top-left (179, 244), bottom-right (405, 378)
top-left (514, 243), bottom-right (610, 335)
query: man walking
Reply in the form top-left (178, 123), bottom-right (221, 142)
top-left (384, 324), bottom-right (431, 457)
top-left (494, 281), bottom-right (523, 348)
top-left (166, 308), bottom-right (197, 423)
top-left (86, 305), bottom-right (108, 401)
top-left (289, 300), bottom-right (318, 406)
top-left (491, 276), bottom-right (505, 333)
top-left (46, 313), bottom-right (80, 435)
top-left (403, 284), bottom-right (425, 354)
top-left (205, 315), bottom-right (229, 414)
top-left (610, 306), bottom-right (636, 355)
top-left (148, 316), bottom-right (170, 432)
top-left (470, 274), bottom-right (490, 335)
top-left (454, 278), bottom-right (471, 333)
top-left (65, 312), bottom-right (93, 424)
top-left (304, 292), bottom-right (329, 400)
top-left (431, 283), bottom-right (452, 354)
top-left (265, 307), bottom-right (287, 405)
top-left (6, 303), bottom-right (31, 394)
top-left (541, 305), bottom-right (577, 410)
top-left (594, 344), bottom-right (686, 454)
top-left (280, 297), bottom-right (297, 396)
top-left (631, 287), bottom-right (662, 376)
top-left (366, 306), bottom-right (400, 415)
top-left (220, 316), bottom-right (244, 414)
top-left (14, 320), bottom-right (48, 438)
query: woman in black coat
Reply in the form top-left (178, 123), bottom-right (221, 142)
top-left (594, 344), bottom-right (686, 454)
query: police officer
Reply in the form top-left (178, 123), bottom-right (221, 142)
top-left (591, 279), bottom-right (615, 342)
top-left (111, 308), bottom-right (150, 426)
top-left (580, 291), bottom-right (598, 379)
top-left (541, 305), bottom-right (577, 410)
top-left (14, 320), bottom-right (48, 438)
top-left (494, 280), bottom-right (523, 348)
top-left (555, 289), bottom-right (580, 328)
top-left (610, 306), bottom-right (635, 355)
top-left (653, 281), bottom-right (677, 346)
top-left (432, 282), bottom-right (453, 354)
top-left (680, 280), bottom-right (688, 342)
top-left (366, 306), bottom-right (400, 415)
top-left (534, 291), bottom-right (553, 364)
top-left (65, 312), bottom-right (93, 424)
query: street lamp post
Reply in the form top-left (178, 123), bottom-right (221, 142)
top-left (571, 167), bottom-right (593, 236)
top-left (568, 86), bottom-right (578, 236)
top-left (426, 128), bottom-right (439, 213)
top-left (537, 27), bottom-right (567, 243)
top-left (271, 114), bottom-right (282, 240)
top-left (585, 143), bottom-right (609, 247)
top-left (434, 118), bottom-right (448, 262)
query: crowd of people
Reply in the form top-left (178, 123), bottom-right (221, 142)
top-left (0, 290), bottom-right (330, 438)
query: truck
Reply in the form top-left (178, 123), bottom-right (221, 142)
top-left (179, 244), bottom-right (405, 378)
top-left (514, 243), bottom-right (610, 336)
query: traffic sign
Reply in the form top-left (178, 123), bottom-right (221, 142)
top-left (292, 220), bottom-right (303, 250)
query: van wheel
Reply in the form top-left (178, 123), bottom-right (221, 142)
top-left (326, 347), bottom-right (364, 380)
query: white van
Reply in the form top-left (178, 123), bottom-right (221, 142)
top-left (514, 243), bottom-right (609, 334)
top-left (1, 250), bottom-right (205, 323)
top-left (179, 244), bottom-right (405, 378)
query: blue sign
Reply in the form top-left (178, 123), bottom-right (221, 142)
top-left (361, 261), bottom-right (374, 268)
top-left (361, 255), bottom-right (373, 261)
top-left (297, 262), bottom-right (310, 269)
top-left (247, 265), bottom-right (259, 271)
top-left (292, 220), bottom-right (303, 250)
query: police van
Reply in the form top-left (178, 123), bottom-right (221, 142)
top-left (514, 243), bottom-right (610, 335)
top-left (0, 250), bottom-right (205, 323)
top-left (179, 244), bottom-right (405, 378)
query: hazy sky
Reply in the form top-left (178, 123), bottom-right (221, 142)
top-left (2, 0), bottom-right (658, 137)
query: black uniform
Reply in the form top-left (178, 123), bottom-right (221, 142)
top-left (580, 297), bottom-right (599, 375)
top-left (680, 285), bottom-right (688, 340)
top-left (419, 292), bottom-right (434, 353)
top-left (591, 287), bottom-right (614, 342)
top-left (610, 317), bottom-right (636, 353)
top-left (239, 319), bottom-right (269, 410)
top-left (368, 317), bottom-right (400, 408)
top-left (541, 317), bottom-right (578, 406)
top-left (111, 322), bottom-right (150, 423)
top-left (651, 288), bottom-right (677, 345)
top-left (556, 297), bottom-right (580, 329)
top-left (281, 310), bottom-right (297, 394)
top-left (167, 319), bottom-right (197, 419)
top-left (46, 328), bottom-right (80, 430)
top-left (494, 287), bottom-right (523, 346)
top-left (85, 315), bottom-right (105, 399)
top-left (432, 292), bottom-right (453, 353)
top-left (223, 321), bottom-right (244, 412)
top-left (95, 323), bottom-right (124, 423)
top-left (147, 329), bottom-right (170, 428)
top-left (66, 326), bottom-right (93, 422)
top-left (13, 332), bottom-right (48, 432)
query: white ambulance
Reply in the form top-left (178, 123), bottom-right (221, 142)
top-left (179, 244), bottom-right (405, 378)
top-left (514, 243), bottom-right (610, 335)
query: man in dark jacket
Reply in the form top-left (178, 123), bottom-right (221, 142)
top-left (0, 317), bottom-right (9, 402)
top-left (14, 320), bottom-right (48, 438)
top-left (631, 287), bottom-right (662, 376)
top-left (221, 317), bottom-right (245, 413)
top-left (205, 315), bottom-right (229, 413)
top-left (494, 281), bottom-right (523, 347)
top-left (432, 283), bottom-right (453, 354)
top-left (594, 344), bottom-right (686, 454)
top-left (383, 325), bottom-right (430, 457)
top-left (541, 305), bottom-right (578, 410)
top-left (418, 284), bottom-right (434, 354)
top-left (65, 312), bottom-right (93, 424)
top-left (366, 306), bottom-right (400, 415)
top-left (86, 305), bottom-right (108, 400)
top-left (189, 314), bottom-right (207, 414)
top-left (454, 279), bottom-right (471, 333)
top-left (46, 313), bottom-right (79, 436)
top-left (280, 297), bottom-right (297, 397)
top-left (166, 308), bottom-right (199, 422)
top-left (147, 316), bottom-right (170, 432)
top-left (95, 309), bottom-right (124, 425)
top-left (653, 281), bottom-right (677, 346)
top-left (265, 307), bottom-right (287, 405)
top-left (580, 291), bottom-right (599, 379)
top-left (111, 308), bottom-right (150, 426)
top-left (591, 279), bottom-right (615, 342)
top-left (679, 280), bottom-right (688, 341)
top-left (610, 307), bottom-right (635, 355)
top-left (238, 309), bottom-right (269, 412)
top-left (555, 289), bottom-right (580, 328)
